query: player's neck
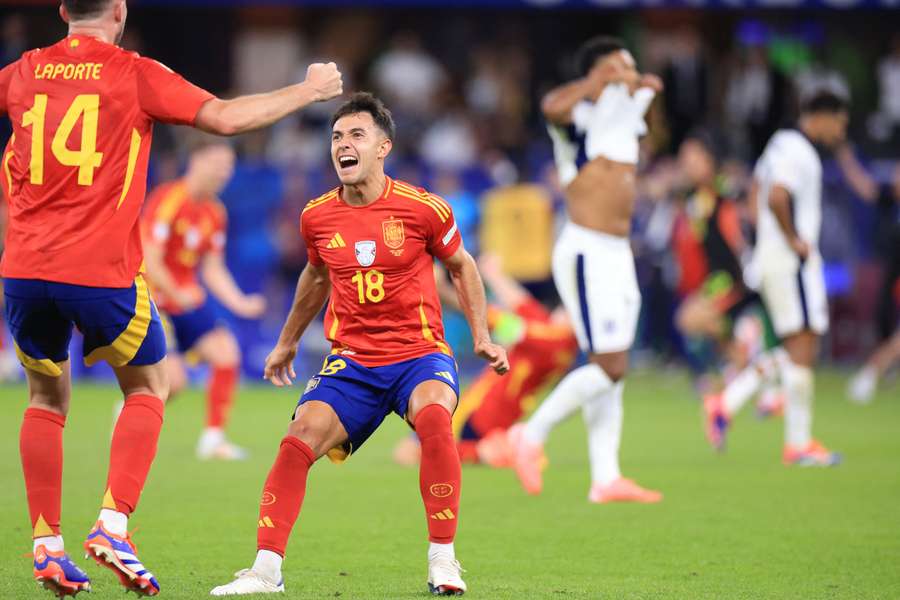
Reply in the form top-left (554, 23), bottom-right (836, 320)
top-left (67, 23), bottom-right (117, 46)
top-left (342, 172), bottom-right (387, 207)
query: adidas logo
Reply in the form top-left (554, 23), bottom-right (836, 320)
top-left (430, 508), bottom-right (456, 521)
top-left (435, 371), bottom-right (454, 383)
top-left (258, 516), bottom-right (275, 528)
top-left (326, 233), bottom-right (346, 249)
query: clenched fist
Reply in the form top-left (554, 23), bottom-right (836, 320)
top-left (305, 62), bottom-right (343, 102)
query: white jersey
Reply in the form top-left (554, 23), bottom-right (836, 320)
top-left (548, 83), bottom-right (655, 186)
top-left (753, 129), bottom-right (823, 262)
top-left (751, 129), bottom-right (828, 337)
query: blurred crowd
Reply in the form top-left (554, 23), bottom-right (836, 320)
top-left (0, 7), bottom-right (898, 379)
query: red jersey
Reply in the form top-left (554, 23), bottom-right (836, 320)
top-left (301, 177), bottom-right (462, 367)
top-left (0, 34), bottom-right (214, 288)
top-left (459, 298), bottom-right (578, 436)
top-left (142, 180), bottom-right (226, 314)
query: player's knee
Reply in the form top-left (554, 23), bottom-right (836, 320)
top-left (287, 416), bottom-right (331, 452)
top-left (589, 355), bottom-right (628, 383)
top-left (28, 390), bottom-right (70, 415)
top-left (206, 330), bottom-right (241, 368)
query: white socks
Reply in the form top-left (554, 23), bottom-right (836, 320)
top-left (428, 542), bottom-right (455, 562)
top-left (34, 535), bottom-right (64, 553)
top-left (723, 365), bottom-right (763, 415)
top-left (99, 508), bottom-right (128, 536)
top-left (253, 549), bottom-right (283, 583)
top-left (782, 361), bottom-right (814, 448)
top-left (524, 363), bottom-right (612, 444)
top-left (583, 381), bottom-right (624, 486)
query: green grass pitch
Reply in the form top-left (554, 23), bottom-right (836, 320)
top-left (0, 370), bottom-right (898, 599)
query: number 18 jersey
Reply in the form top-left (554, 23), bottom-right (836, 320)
top-left (301, 177), bottom-right (462, 367)
top-left (0, 34), bottom-right (214, 288)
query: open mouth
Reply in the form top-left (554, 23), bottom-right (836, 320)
top-left (338, 156), bottom-right (359, 170)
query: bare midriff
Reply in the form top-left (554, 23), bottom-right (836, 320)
top-left (564, 156), bottom-right (636, 238)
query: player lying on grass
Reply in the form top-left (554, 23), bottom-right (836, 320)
top-left (210, 93), bottom-right (508, 597)
top-left (140, 142), bottom-right (265, 460)
top-left (0, 0), bottom-right (341, 596)
top-left (707, 91), bottom-right (849, 467)
top-left (394, 254), bottom-right (577, 468)
top-left (510, 36), bottom-right (663, 504)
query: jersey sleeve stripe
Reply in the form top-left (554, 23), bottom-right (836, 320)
top-left (302, 191), bottom-right (338, 214)
top-left (427, 194), bottom-right (452, 213)
top-left (116, 129), bottom-right (143, 210)
top-left (392, 187), bottom-right (449, 222)
top-left (441, 220), bottom-right (458, 246)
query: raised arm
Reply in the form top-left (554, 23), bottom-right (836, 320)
top-left (201, 253), bottom-right (266, 319)
top-left (541, 77), bottom-right (598, 126)
top-left (441, 247), bottom-right (509, 375)
top-left (195, 63), bottom-right (343, 137)
top-left (769, 185), bottom-right (809, 260)
top-left (264, 262), bottom-right (332, 386)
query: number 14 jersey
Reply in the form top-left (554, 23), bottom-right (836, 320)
top-left (301, 177), bottom-right (462, 367)
top-left (0, 34), bottom-right (214, 287)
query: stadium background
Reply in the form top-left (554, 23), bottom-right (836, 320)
top-left (1, 2), bottom-right (898, 384)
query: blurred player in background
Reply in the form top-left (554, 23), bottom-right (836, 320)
top-left (666, 131), bottom-right (787, 449)
top-left (836, 150), bottom-right (900, 403)
top-left (211, 93), bottom-right (508, 597)
top-left (393, 254), bottom-right (577, 468)
top-left (510, 36), bottom-right (663, 504)
top-left (712, 92), bottom-right (849, 466)
top-left (0, 0), bottom-right (342, 595)
top-left (141, 142), bottom-right (265, 460)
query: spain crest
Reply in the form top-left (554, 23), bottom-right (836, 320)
top-left (382, 218), bottom-right (405, 250)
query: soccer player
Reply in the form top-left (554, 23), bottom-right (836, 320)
top-left (509, 37), bottom-right (663, 503)
top-left (393, 254), bottom-right (578, 468)
top-left (141, 142), bottom-right (264, 460)
top-left (708, 91), bottom-right (848, 466)
top-left (210, 92), bottom-right (508, 597)
top-left (0, 0), bottom-right (341, 596)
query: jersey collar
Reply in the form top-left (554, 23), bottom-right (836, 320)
top-left (338, 175), bottom-right (393, 208)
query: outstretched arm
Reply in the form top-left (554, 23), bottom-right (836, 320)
top-left (195, 63), bottom-right (343, 136)
top-left (541, 77), bottom-right (599, 126)
top-left (201, 253), bottom-right (266, 319)
top-left (442, 247), bottom-right (509, 375)
top-left (264, 263), bottom-right (331, 386)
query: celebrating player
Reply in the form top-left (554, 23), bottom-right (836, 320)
top-left (210, 93), bottom-right (508, 597)
top-left (0, 0), bottom-right (341, 596)
top-left (707, 91), bottom-right (848, 466)
top-left (141, 142), bottom-right (265, 460)
top-left (509, 36), bottom-right (663, 503)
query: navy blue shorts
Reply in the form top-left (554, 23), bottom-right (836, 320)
top-left (298, 353), bottom-right (460, 462)
top-left (166, 300), bottom-right (219, 353)
top-left (3, 276), bottom-right (167, 377)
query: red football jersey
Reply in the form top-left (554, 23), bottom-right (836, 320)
top-left (461, 298), bottom-right (578, 436)
top-left (0, 34), bottom-right (214, 288)
top-left (301, 177), bottom-right (462, 367)
top-left (142, 180), bottom-right (226, 315)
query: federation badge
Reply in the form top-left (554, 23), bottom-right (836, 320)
top-left (382, 218), bottom-right (405, 250)
top-left (355, 240), bottom-right (377, 267)
top-left (304, 377), bottom-right (320, 393)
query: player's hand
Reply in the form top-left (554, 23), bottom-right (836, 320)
top-left (475, 338), bottom-right (509, 375)
top-left (639, 73), bottom-right (664, 93)
top-left (305, 62), bottom-right (343, 102)
top-left (264, 343), bottom-right (297, 387)
top-left (790, 236), bottom-right (811, 261)
top-left (235, 294), bottom-right (267, 319)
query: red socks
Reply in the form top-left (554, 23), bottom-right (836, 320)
top-left (415, 404), bottom-right (461, 544)
top-left (257, 436), bottom-right (316, 556)
top-left (207, 365), bottom-right (238, 429)
top-left (105, 394), bottom-right (165, 515)
top-left (20, 408), bottom-right (65, 537)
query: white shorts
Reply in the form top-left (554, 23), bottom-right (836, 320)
top-left (757, 252), bottom-right (829, 337)
top-left (552, 222), bottom-right (641, 354)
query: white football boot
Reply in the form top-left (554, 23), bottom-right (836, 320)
top-left (210, 569), bottom-right (284, 596)
top-left (427, 555), bottom-right (466, 596)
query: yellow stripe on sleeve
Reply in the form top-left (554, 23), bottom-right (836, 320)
top-left (116, 129), bottom-right (142, 209)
